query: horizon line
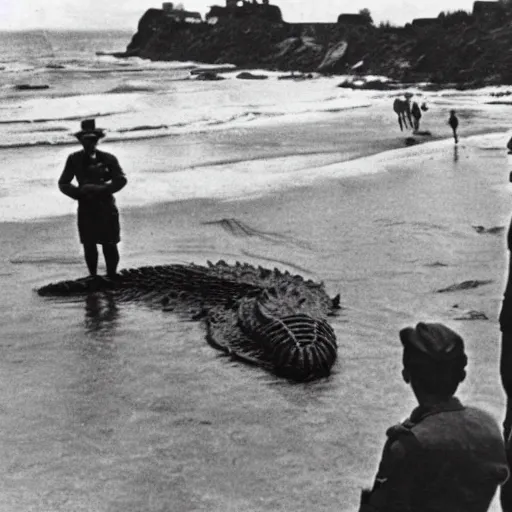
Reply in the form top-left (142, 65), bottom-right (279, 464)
top-left (0, 27), bottom-right (136, 32)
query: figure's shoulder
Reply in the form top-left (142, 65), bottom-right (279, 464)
top-left (378, 421), bottom-right (420, 473)
top-left (386, 421), bottom-right (414, 441)
top-left (67, 150), bottom-right (84, 160)
top-left (385, 420), bottom-right (420, 454)
top-left (463, 405), bottom-right (501, 427)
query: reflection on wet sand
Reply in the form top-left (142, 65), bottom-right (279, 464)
top-left (453, 144), bottom-right (459, 163)
top-left (84, 293), bottom-right (119, 336)
top-left (67, 293), bottom-right (125, 448)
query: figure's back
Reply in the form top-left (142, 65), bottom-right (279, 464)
top-left (409, 406), bottom-right (508, 512)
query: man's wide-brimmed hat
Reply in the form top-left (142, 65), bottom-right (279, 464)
top-left (74, 119), bottom-right (106, 140)
top-left (399, 322), bottom-right (466, 362)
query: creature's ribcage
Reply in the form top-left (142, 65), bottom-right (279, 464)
top-left (236, 282), bottom-right (337, 380)
top-left (254, 314), bottom-right (337, 380)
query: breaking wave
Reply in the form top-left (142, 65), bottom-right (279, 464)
top-left (106, 84), bottom-right (162, 94)
top-left (0, 111), bottom-right (128, 125)
top-left (0, 101), bottom-right (372, 149)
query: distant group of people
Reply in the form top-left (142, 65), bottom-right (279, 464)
top-left (392, 94), bottom-right (428, 133)
top-left (57, 114), bottom-right (512, 512)
top-left (393, 94), bottom-right (460, 144)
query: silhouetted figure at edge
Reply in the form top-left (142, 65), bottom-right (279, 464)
top-left (499, 170), bottom-right (512, 512)
top-left (448, 109), bottom-right (459, 144)
top-left (58, 119), bottom-right (127, 279)
top-left (411, 101), bottom-right (422, 132)
top-left (358, 322), bottom-right (508, 512)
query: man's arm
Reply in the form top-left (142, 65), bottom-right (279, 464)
top-left (58, 154), bottom-right (81, 200)
top-left (103, 154), bottom-right (127, 194)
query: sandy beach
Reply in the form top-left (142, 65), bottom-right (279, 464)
top-left (1, 100), bottom-right (512, 511)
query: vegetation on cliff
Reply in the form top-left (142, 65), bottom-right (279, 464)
top-left (122, 5), bottom-right (512, 85)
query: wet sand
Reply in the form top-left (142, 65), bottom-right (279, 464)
top-left (1, 102), bottom-right (511, 511)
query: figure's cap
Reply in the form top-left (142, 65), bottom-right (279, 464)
top-left (399, 322), bottom-right (465, 362)
top-left (74, 119), bottom-right (105, 140)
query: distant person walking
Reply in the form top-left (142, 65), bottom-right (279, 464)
top-left (411, 101), bottom-right (422, 132)
top-left (449, 109), bottom-right (459, 144)
top-left (58, 119), bottom-right (127, 279)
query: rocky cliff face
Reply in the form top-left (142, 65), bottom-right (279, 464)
top-left (122, 8), bottom-right (512, 85)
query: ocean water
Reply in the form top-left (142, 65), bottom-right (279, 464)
top-left (1, 30), bottom-right (512, 223)
top-left (0, 29), bottom-right (373, 149)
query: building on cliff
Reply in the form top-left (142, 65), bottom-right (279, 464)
top-left (411, 17), bottom-right (440, 27)
top-left (162, 2), bottom-right (202, 22)
top-left (205, 0), bottom-right (282, 23)
top-left (336, 13), bottom-right (372, 25)
top-left (472, 1), bottom-right (504, 18)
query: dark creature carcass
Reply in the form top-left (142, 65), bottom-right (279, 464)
top-left (37, 261), bottom-right (340, 382)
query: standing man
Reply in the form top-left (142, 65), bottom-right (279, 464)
top-left (58, 119), bottom-right (127, 279)
top-left (448, 109), bottom-right (459, 144)
top-left (359, 322), bottom-right (509, 512)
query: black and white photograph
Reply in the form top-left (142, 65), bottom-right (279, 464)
top-left (1, 0), bottom-right (512, 510)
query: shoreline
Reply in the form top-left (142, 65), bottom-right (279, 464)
top-left (3, 98), bottom-right (511, 226)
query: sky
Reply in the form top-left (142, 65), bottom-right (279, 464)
top-left (0, 0), bottom-right (483, 31)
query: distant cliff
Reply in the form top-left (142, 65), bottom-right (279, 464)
top-left (121, 7), bottom-right (512, 85)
